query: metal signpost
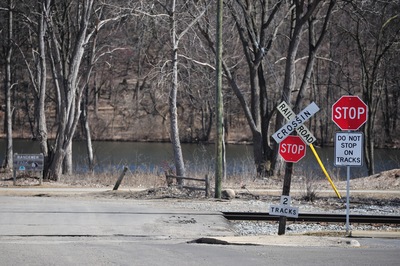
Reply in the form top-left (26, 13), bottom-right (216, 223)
top-left (332, 96), bottom-right (368, 234)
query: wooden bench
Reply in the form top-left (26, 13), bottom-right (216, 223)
top-left (13, 153), bottom-right (44, 185)
top-left (166, 174), bottom-right (210, 197)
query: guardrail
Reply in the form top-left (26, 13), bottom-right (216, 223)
top-left (13, 153), bottom-right (44, 185)
top-left (166, 174), bottom-right (210, 197)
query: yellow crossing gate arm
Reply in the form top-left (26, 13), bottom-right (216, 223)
top-left (309, 143), bottom-right (341, 199)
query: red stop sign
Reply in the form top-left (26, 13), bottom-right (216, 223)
top-left (332, 96), bottom-right (368, 130)
top-left (279, 136), bottom-right (306, 163)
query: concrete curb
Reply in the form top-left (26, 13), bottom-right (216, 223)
top-left (194, 231), bottom-right (400, 247)
top-left (192, 235), bottom-right (360, 247)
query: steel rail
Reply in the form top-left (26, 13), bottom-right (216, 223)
top-left (222, 212), bottom-right (400, 224)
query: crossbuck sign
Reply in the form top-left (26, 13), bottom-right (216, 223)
top-left (272, 102), bottom-right (320, 143)
top-left (276, 101), bottom-right (317, 145)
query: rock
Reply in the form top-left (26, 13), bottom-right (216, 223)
top-left (222, 189), bottom-right (236, 199)
top-left (346, 239), bottom-right (361, 247)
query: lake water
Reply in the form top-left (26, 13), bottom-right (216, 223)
top-left (1, 140), bottom-right (399, 179)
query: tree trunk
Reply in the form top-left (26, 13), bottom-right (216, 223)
top-left (81, 86), bottom-right (94, 172)
top-left (364, 109), bottom-right (375, 175)
top-left (63, 142), bottom-right (73, 175)
top-left (217, 0), bottom-right (284, 177)
top-left (37, 0), bottom-right (51, 177)
top-left (169, 0), bottom-right (186, 183)
top-left (4, 0), bottom-right (14, 170)
top-left (46, 0), bottom-right (95, 180)
top-left (272, 15), bottom-right (302, 175)
top-left (272, 1), bottom-right (323, 175)
top-left (215, 0), bottom-right (224, 197)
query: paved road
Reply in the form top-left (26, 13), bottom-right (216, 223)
top-left (1, 236), bottom-right (399, 266)
top-left (0, 196), bottom-right (399, 266)
top-left (0, 196), bottom-right (232, 238)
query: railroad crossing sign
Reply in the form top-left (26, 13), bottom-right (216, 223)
top-left (335, 132), bottom-right (363, 167)
top-left (276, 101), bottom-right (316, 145)
top-left (277, 101), bottom-right (341, 198)
top-left (279, 136), bottom-right (306, 163)
top-left (332, 96), bottom-right (368, 130)
top-left (269, 196), bottom-right (299, 218)
top-left (272, 102), bottom-right (319, 143)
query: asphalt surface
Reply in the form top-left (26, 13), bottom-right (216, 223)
top-left (0, 196), bottom-right (232, 238)
top-left (0, 192), bottom-right (399, 265)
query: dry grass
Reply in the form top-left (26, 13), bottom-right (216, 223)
top-left (2, 168), bottom-right (399, 199)
top-left (59, 169), bottom-right (168, 189)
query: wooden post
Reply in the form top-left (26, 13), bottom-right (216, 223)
top-left (113, 166), bottom-right (128, 191)
top-left (205, 175), bottom-right (209, 197)
top-left (278, 162), bottom-right (293, 235)
top-left (214, 0), bottom-right (224, 198)
top-left (13, 169), bottom-right (16, 186)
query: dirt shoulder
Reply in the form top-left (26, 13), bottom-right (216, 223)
top-left (1, 169), bottom-right (399, 201)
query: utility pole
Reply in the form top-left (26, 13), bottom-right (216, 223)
top-left (215, 0), bottom-right (224, 198)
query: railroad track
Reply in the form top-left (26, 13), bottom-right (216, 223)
top-left (222, 212), bottom-right (400, 225)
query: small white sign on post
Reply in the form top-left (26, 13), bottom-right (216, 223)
top-left (334, 132), bottom-right (363, 167)
top-left (269, 196), bottom-right (299, 218)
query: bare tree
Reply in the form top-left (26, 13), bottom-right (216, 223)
top-left (197, 0), bottom-right (285, 176)
top-left (225, 0), bottom-right (284, 177)
top-left (167, 0), bottom-right (186, 181)
top-left (341, 0), bottom-right (400, 175)
top-left (272, 0), bottom-right (326, 174)
top-left (155, 1), bottom-right (209, 182)
top-left (276, 0), bottom-right (336, 235)
top-left (2, 0), bottom-right (15, 170)
top-left (199, 1), bottom-right (331, 177)
top-left (381, 49), bottom-right (400, 143)
top-left (45, 0), bottom-right (125, 180)
top-left (36, 0), bottom-right (51, 173)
